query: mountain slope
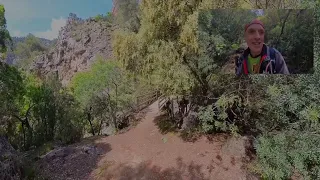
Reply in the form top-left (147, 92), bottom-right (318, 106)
top-left (31, 14), bottom-right (114, 86)
top-left (4, 36), bottom-right (54, 65)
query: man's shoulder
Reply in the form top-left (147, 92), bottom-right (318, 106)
top-left (271, 47), bottom-right (281, 56)
top-left (266, 45), bottom-right (281, 55)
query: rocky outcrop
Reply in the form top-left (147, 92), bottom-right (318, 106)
top-left (36, 142), bottom-right (110, 180)
top-left (31, 14), bottom-right (114, 86)
top-left (0, 136), bottom-right (23, 180)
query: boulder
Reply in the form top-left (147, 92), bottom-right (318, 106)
top-left (0, 136), bottom-right (23, 180)
top-left (182, 111), bottom-right (199, 130)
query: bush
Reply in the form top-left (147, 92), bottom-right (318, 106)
top-left (254, 131), bottom-right (320, 180)
top-left (54, 91), bottom-right (85, 144)
top-left (250, 75), bottom-right (320, 134)
top-left (197, 94), bottom-right (241, 136)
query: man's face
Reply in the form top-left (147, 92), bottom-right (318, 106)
top-left (245, 24), bottom-right (265, 56)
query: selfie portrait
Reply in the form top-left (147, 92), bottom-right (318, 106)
top-left (198, 9), bottom-right (315, 75)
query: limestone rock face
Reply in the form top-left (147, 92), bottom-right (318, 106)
top-left (31, 14), bottom-right (114, 86)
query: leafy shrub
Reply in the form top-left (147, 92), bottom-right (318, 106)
top-left (254, 131), bottom-right (320, 180)
top-left (197, 95), bottom-right (241, 136)
top-left (251, 74), bottom-right (320, 134)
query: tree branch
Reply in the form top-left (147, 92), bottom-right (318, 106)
top-left (12, 114), bottom-right (24, 123)
top-left (25, 103), bottom-right (35, 118)
top-left (277, 10), bottom-right (292, 45)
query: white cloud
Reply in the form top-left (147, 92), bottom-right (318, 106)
top-left (33, 17), bottom-right (66, 40)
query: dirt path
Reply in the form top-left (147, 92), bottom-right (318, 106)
top-left (37, 100), bottom-right (257, 180)
top-left (90, 101), bottom-right (256, 180)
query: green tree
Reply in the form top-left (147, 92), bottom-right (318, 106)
top-left (0, 63), bottom-right (24, 144)
top-left (113, 0), bottom-right (242, 98)
top-left (71, 58), bottom-right (135, 135)
top-left (1, 69), bottom-right (85, 150)
top-left (0, 5), bottom-right (25, 146)
top-left (0, 4), bottom-right (12, 54)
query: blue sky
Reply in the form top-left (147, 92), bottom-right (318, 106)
top-left (0, 0), bottom-right (113, 40)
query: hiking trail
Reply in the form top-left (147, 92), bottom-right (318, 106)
top-left (37, 100), bottom-right (256, 180)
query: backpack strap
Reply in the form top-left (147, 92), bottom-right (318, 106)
top-left (265, 46), bottom-right (277, 74)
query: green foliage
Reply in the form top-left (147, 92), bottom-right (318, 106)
top-left (0, 5), bottom-right (12, 53)
top-left (93, 13), bottom-right (113, 25)
top-left (255, 131), bottom-right (320, 180)
top-left (0, 62), bottom-right (24, 139)
top-left (231, 44), bottom-right (239, 50)
top-left (114, 0), bottom-right (242, 96)
top-left (71, 57), bottom-right (134, 107)
top-left (197, 95), bottom-right (241, 135)
top-left (94, 14), bottom-right (104, 21)
top-left (71, 57), bottom-right (136, 134)
top-left (146, 40), bottom-right (194, 95)
top-left (243, 73), bottom-right (320, 178)
top-left (1, 67), bottom-right (85, 150)
top-left (260, 9), bottom-right (315, 73)
top-left (251, 74), bottom-right (320, 133)
top-left (53, 91), bottom-right (85, 144)
top-left (14, 34), bottom-right (48, 70)
top-left (197, 105), bottom-right (216, 133)
top-left (200, 9), bottom-right (256, 44)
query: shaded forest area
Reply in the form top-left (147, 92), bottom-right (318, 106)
top-left (1, 0), bottom-right (320, 179)
top-left (198, 9), bottom-right (315, 74)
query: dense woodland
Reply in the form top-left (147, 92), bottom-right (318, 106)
top-left (1, 0), bottom-right (320, 179)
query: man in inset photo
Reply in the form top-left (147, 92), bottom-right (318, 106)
top-left (236, 19), bottom-right (290, 75)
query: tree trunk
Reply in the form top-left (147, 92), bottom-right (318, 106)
top-left (21, 124), bottom-right (26, 150)
top-left (113, 115), bottom-right (117, 132)
top-left (98, 118), bottom-right (103, 135)
top-left (277, 10), bottom-right (292, 45)
top-left (111, 105), bottom-right (118, 132)
top-left (88, 116), bottom-right (95, 136)
top-left (13, 112), bottom-right (33, 150)
top-left (24, 117), bottom-right (33, 149)
top-left (87, 107), bottom-right (95, 136)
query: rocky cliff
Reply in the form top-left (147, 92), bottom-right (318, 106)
top-left (31, 14), bottom-right (114, 86)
